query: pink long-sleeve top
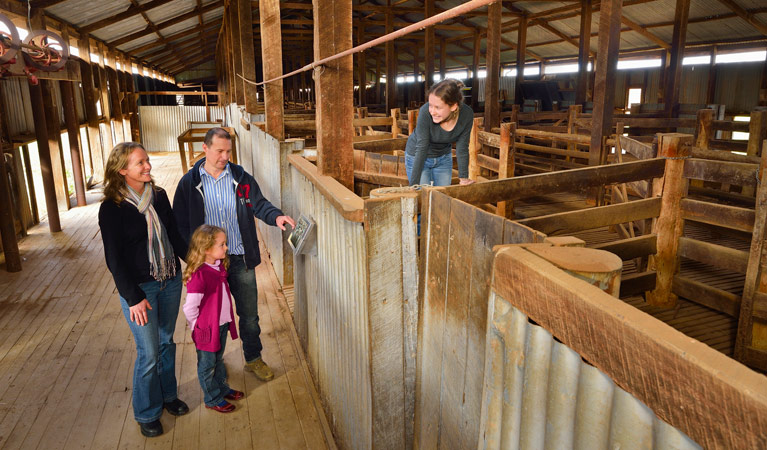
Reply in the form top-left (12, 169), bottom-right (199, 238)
top-left (183, 260), bottom-right (237, 352)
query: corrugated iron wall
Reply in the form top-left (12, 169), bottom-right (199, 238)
top-left (224, 103), bottom-right (293, 285)
top-left (138, 105), bottom-right (225, 151)
top-left (291, 167), bottom-right (372, 449)
top-left (1, 79), bottom-right (35, 137)
top-left (480, 293), bottom-right (700, 450)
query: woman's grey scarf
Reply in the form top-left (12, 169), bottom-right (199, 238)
top-left (123, 184), bottom-right (176, 281)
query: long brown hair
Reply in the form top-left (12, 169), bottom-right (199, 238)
top-left (183, 225), bottom-right (229, 284)
top-left (428, 78), bottom-right (465, 123)
top-left (102, 142), bottom-right (155, 204)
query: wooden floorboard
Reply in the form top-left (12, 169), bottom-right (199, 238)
top-left (0, 153), bottom-right (334, 449)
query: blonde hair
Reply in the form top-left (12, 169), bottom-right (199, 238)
top-left (183, 225), bottom-right (229, 284)
top-left (102, 142), bottom-right (155, 204)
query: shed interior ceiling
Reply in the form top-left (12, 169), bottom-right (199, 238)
top-left (6, 0), bottom-right (766, 77)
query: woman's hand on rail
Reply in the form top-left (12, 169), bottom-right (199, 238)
top-left (276, 215), bottom-right (296, 231)
top-left (130, 299), bottom-right (152, 326)
top-left (459, 178), bottom-right (475, 186)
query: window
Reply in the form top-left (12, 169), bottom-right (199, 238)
top-left (626, 87), bottom-right (642, 113)
top-left (683, 55), bottom-right (711, 65)
top-left (617, 59), bottom-right (662, 70)
top-left (716, 50), bottom-right (766, 64)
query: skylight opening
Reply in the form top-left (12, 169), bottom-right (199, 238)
top-left (715, 50), bottom-right (767, 64)
top-left (617, 58), bottom-right (662, 70)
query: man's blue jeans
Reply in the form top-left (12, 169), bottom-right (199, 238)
top-left (119, 272), bottom-right (182, 423)
top-left (405, 152), bottom-right (453, 187)
top-left (196, 324), bottom-right (231, 406)
top-left (227, 255), bottom-right (263, 363)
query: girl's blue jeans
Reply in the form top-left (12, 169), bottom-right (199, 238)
top-left (405, 152), bottom-right (453, 187)
top-left (119, 272), bottom-right (182, 423)
top-left (196, 324), bottom-right (231, 406)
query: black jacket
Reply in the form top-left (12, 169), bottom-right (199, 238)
top-left (173, 158), bottom-right (283, 269)
top-left (99, 187), bottom-right (187, 306)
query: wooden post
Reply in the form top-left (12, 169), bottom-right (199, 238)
top-left (575, 0), bottom-right (592, 105)
top-left (589, 0), bottom-right (622, 173)
top-left (706, 47), bottom-right (718, 104)
top-left (313, 0), bottom-right (354, 190)
top-left (376, 54), bottom-right (383, 105)
top-left (28, 83), bottom-right (62, 232)
top-left (760, 56), bottom-right (767, 106)
top-left (97, 43), bottom-right (115, 150)
top-left (60, 81), bottom-right (87, 207)
top-left (385, 5), bottom-right (397, 112)
top-left (408, 109), bottom-right (418, 135)
top-left (743, 110), bottom-right (767, 197)
top-left (391, 108), bottom-right (402, 138)
top-left (471, 32), bottom-right (481, 111)
top-left (663, 0), bottom-right (691, 118)
top-left (260, 0), bottom-right (285, 140)
top-left (468, 117), bottom-right (481, 181)
top-left (515, 15), bottom-right (527, 106)
top-left (239, 0), bottom-right (259, 114)
top-left (439, 36), bottom-right (447, 80)
top-left (21, 145), bottom-right (39, 224)
top-left (228, 1), bottom-right (244, 106)
top-left (106, 59), bottom-right (126, 142)
top-left (496, 122), bottom-right (515, 219)
top-left (735, 140), bottom-right (767, 368)
top-left (128, 62), bottom-right (140, 142)
top-left (412, 47), bottom-right (420, 103)
top-left (0, 114), bottom-right (21, 271)
top-left (357, 25), bottom-right (367, 107)
top-left (646, 133), bottom-right (692, 308)
top-left (484, 1), bottom-right (501, 132)
top-left (41, 80), bottom-right (70, 211)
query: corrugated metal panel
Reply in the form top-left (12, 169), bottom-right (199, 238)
top-left (715, 62), bottom-right (762, 113)
top-left (680, 64), bottom-right (709, 104)
top-left (477, 76), bottom-right (515, 102)
top-left (138, 105), bottom-right (226, 151)
top-left (1, 79), bottom-right (35, 137)
top-left (291, 167), bottom-right (372, 450)
top-left (479, 294), bottom-right (701, 450)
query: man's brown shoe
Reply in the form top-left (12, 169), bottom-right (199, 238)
top-left (246, 357), bottom-right (274, 381)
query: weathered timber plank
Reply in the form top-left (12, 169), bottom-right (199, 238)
top-left (516, 198), bottom-right (661, 236)
top-left (365, 197), bottom-right (407, 448)
top-left (353, 137), bottom-right (408, 153)
top-left (678, 237), bottom-right (749, 274)
top-left (478, 130), bottom-right (501, 148)
top-left (414, 190), bottom-right (452, 449)
top-left (672, 275), bottom-right (741, 317)
top-left (438, 159), bottom-right (665, 206)
top-left (438, 198), bottom-right (475, 448)
top-left (680, 198), bottom-right (755, 233)
top-left (591, 234), bottom-right (657, 260)
top-left (461, 207), bottom-right (505, 449)
top-left (493, 246), bottom-right (767, 449)
top-left (683, 158), bottom-right (759, 187)
top-left (619, 135), bottom-right (655, 160)
top-left (620, 271), bottom-right (657, 297)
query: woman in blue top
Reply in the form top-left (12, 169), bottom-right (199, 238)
top-left (405, 78), bottom-right (475, 186)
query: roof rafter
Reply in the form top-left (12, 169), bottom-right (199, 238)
top-left (715, 0), bottom-right (767, 36)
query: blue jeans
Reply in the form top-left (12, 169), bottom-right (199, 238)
top-left (119, 272), bottom-right (182, 423)
top-left (227, 255), bottom-right (262, 363)
top-left (197, 324), bottom-right (231, 406)
top-left (405, 152), bottom-right (453, 187)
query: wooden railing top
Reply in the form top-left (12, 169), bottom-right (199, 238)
top-left (493, 245), bottom-right (767, 449)
top-left (288, 154), bottom-right (364, 222)
top-left (438, 158), bottom-right (665, 205)
top-left (134, 91), bottom-right (225, 96)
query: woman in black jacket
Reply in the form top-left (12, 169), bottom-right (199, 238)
top-left (98, 142), bottom-right (189, 437)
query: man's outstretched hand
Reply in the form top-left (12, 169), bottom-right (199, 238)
top-left (276, 215), bottom-right (296, 231)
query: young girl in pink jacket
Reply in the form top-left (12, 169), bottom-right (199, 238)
top-left (183, 225), bottom-right (245, 413)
